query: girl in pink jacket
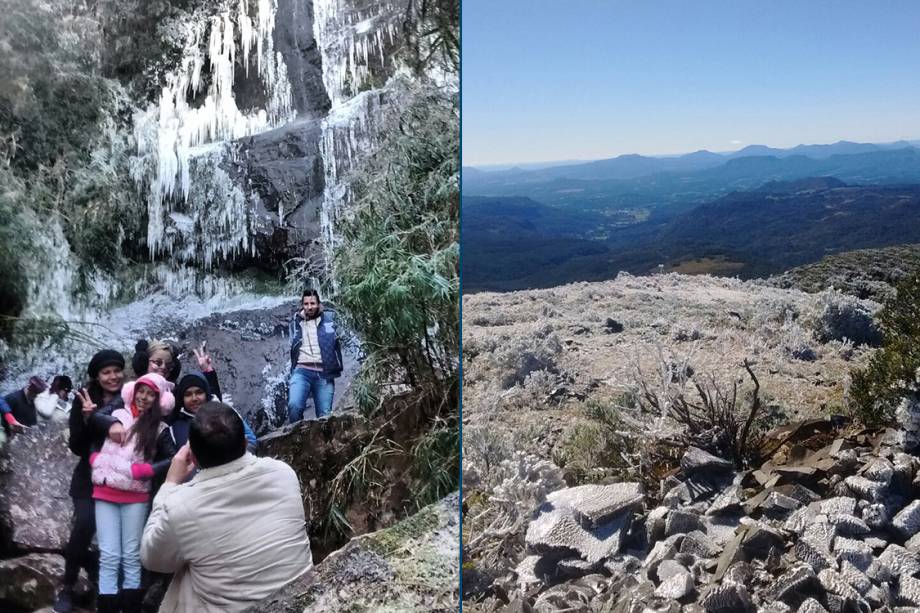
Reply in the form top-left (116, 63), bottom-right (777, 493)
top-left (89, 373), bottom-right (177, 613)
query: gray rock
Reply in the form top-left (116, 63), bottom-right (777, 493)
top-left (862, 502), bottom-right (891, 530)
top-left (246, 492), bottom-right (458, 613)
top-left (844, 476), bottom-right (885, 501)
top-left (665, 509), bottom-right (705, 537)
top-left (838, 560), bottom-right (872, 594)
top-left (656, 559), bottom-right (689, 583)
top-left (0, 553), bottom-right (69, 611)
top-left (681, 447), bottom-right (734, 475)
top-left (865, 583), bottom-right (892, 609)
top-left (898, 575), bottom-right (920, 607)
top-left (680, 530), bottom-right (722, 559)
top-left (646, 506), bottom-right (670, 545)
top-left (825, 513), bottom-right (870, 536)
top-left (763, 564), bottom-right (815, 603)
top-left (797, 598), bottom-right (829, 613)
top-left (892, 500), bottom-right (920, 538)
top-left (545, 483), bottom-right (644, 527)
top-left (654, 570), bottom-right (694, 600)
top-left (878, 544), bottom-right (920, 577)
top-left (862, 457), bottom-right (895, 484)
top-left (819, 497), bottom-right (857, 516)
top-left (707, 484), bottom-right (743, 516)
top-left (525, 507), bottom-right (629, 564)
top-left (816, 568), bottom-right (863, 605)
top-left (700, 582), bottom-right (753, 612)
top-left (794, 538), bottom-right (835, 572)
top-left (833, 536), bottom-right (873, 569)
top-left (0, 421), bottom-right (75, 551)
top-left (761, 492), bottom-right (802, 516)
top-left (904, 531), bottom-right (920, 553)
top-left (740, 521), bottom-right (785, 559)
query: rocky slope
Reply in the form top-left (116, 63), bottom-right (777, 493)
top-left (461, 272), bottom-right (897, 612)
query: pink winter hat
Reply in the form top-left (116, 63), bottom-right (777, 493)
top-left (121, 373), bottom-right (176, 417)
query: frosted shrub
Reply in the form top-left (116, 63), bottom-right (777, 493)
top-left (751, 298), bottom-right (799, 332)
top-left (811, 290), bottom-right (881, 346)
top-left (518, 369), bottom-right (561, 406)
top-left (463, 424), bottom-right (514, 491)
top-left (491, 332), bottom-right (563, 389)
top-left (780, 322), bottom-right (818, 362)
top-left (670, 323), bottom-right (702, 342)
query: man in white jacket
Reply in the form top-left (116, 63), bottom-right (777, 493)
top-left (141, 402), bottom-right (313, 612)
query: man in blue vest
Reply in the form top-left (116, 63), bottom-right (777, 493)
top-left (287, 289), bottom-right (344, 422)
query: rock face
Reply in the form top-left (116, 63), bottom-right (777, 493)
top-left (245, 492), bottom-right (458, 613)
top-left (496, 423), bottom-right (920, 613)
top-left (259, 384), bottom-right (455, 561)
top-left (0, 553), bottom-right (69, 611)
top-left (0, 421), bottom-right (75, 553)
top-left (154, 301), bottom-right (358, 430)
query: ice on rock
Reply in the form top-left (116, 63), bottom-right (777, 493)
top-left (133, 0), bottom-right (294, 265)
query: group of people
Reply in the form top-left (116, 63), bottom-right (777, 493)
top-left (0, 291), bottom-right (345, 612)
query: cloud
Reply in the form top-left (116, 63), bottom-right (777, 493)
top-left (730, 140), bottom-right (743, 145)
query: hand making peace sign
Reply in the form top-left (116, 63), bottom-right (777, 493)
top-left (193, 341), bottom-right (214, 373)
top-left (76, 388), bottom-right (96, 420)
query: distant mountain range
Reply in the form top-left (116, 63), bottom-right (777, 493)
top-left (463, 179), bottom-right (920, 293)
top-left (464, 140), bottom-right (920, 185)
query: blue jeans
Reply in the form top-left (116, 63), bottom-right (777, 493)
top-left (288, 368), bottom-right (335, 422)
top-left (95, 500), bottom-right (148, 594)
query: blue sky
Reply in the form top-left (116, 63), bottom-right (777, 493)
top-left (462, 1), bottom-right (920, 166)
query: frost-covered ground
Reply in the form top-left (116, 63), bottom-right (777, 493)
top-left (462, 272), bottom-right (879, 461)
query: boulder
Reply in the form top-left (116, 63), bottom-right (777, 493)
top-left (680, 447), bottom-right (734, 475)
top-left (892, 500), bottom-right (920, 538)
top-left (0, 553), bottom-right (67, 611)
top-left (245, 492), bottom-right (458, 613)
top-left (0, 420), bottom-right (75, 553)
top-left (544, 483), bottom-right (644, 526)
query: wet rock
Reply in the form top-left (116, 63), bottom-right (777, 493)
top-left (0, 421), bottom-right (75, 552)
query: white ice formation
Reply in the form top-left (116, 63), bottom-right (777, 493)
top-left (133, 0), bottom-right (294, 266)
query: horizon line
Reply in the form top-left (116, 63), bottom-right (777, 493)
top-left (464, 136), bottom-right (920, 170)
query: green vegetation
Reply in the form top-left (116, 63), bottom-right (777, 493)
top-left (334, 81), bottom-right (458, 415)
top-left (850, 271), bottom-right (920, 424)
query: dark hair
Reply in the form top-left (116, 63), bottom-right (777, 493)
top-left (132, 383), bottom-right (164, 461)
top-left (302, 288), bottom-right (321, 301)
top-left (50, 375), bottom-right (73, 394)
top-left (188, 402), bottom-right (246, 469)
